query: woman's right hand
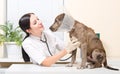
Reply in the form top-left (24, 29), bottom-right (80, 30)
top-left (65, 37), bottom-right (80, 53)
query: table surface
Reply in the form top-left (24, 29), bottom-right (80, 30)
top-left (5, 63), bottom-right (120, 74)
top-left (2, 58), bottom-right (120, 74)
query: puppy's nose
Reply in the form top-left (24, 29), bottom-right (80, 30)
top-left (49, 26), bottom-right (55, 31)
top-left (49, 26), bottom-right (52, 30)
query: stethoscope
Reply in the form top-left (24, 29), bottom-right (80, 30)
top-left (40, 33), bottom-right (72, 61)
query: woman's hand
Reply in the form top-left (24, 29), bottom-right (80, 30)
top-left (66, 37), bottom-right (80, 53)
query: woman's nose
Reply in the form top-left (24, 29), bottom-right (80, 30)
top-left (38, 20), bottom-right (42, 24)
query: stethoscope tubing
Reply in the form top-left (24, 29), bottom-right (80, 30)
top-left (40, 34), bottom-right (72, 61)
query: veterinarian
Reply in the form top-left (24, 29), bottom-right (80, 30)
top-left (19, 13), bottom-right (80, 67)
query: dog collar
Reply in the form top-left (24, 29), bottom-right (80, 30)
top-left (57, 14), bottom-right (75, 32)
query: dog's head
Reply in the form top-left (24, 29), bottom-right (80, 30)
top-left (49, 13), bottom-right (75, 32)
top-left (49, 13), bottom-right (65, 32)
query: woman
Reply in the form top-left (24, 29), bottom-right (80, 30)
top-left (19, 13), bottom-right (80, 67)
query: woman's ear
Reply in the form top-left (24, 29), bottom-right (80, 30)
top-left (26, 29), bottom-right (30, 33)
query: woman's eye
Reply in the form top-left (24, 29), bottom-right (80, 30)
top-left (34, 21), bottom-right (37, 25)
top-left (37, 18), bottom-right (39, 20)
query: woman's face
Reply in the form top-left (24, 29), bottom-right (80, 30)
top-left (27, 14), bottom-right (44, 37)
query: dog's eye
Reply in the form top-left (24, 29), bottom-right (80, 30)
top-left (55, 19), bottom-right (58, 22)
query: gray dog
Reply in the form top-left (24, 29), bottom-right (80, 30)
top-left (49, 13), bottom-right (119, 71)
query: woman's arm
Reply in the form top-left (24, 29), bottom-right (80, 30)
top-left (41, 49), bottom-right (67, 67)
top-left (41, 36), bottom-right (80, 67)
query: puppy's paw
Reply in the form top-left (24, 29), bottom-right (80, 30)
top-left (77, 64), bottom-right (86, 69)
top-left (86, 64), bottom-right (94, 69)
top-left (77, 66), bottom-right (86, 69)
top-left (66, 63), bottom-right (73, 67)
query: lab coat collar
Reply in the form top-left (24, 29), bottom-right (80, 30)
top-left (30, 35), bottom-right (40, 40)
top-left (40, 32), bottom-right (46, 41)
top-left (29, 32), bottom-right (45, 41)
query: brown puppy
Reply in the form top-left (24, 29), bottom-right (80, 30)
top-left (49, 13), bottom-right (119, 71)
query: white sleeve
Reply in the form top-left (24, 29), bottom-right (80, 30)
top-left (22, 41), bottom-right (46, 65)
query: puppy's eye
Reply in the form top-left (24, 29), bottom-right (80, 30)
top-left (55, 19), bottom-right (57, 22)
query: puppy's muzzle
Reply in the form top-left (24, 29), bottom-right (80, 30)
top-left (49, 26), bottom-right (57, 32)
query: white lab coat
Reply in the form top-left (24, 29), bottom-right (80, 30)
top-left (22, 30), bottom-right (65, 65)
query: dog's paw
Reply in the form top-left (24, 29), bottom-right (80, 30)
top-left (86, 64), bottom-right (94, 69)
top-left (77, 64), bottom-right (86, 69)
top-left (77, 66), bottom-right (86, 69)
top-left (66, 63), bottom-right (73, 67)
